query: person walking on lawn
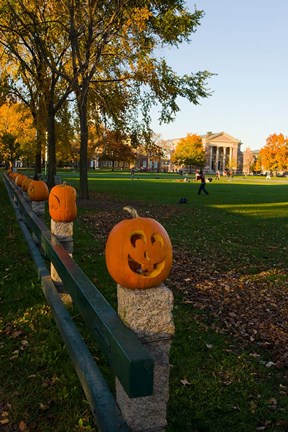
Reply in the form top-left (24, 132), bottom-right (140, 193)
top-left (198, 170), bottom-right (209, 195)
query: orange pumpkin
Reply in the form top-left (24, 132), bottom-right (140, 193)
top-left (15, 174), bottom-right (27, 186)
top-left (48, 183), bottom-right (77, 222)
top-left (22, 177), bottom-right (33, 192)
top-left (12, 172), bottom-right (19, 181)
top-left (28, 180), bottom-right (49, 201)
top-left (105, 207), bottom-right (173, 289)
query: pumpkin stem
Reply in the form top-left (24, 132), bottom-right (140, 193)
top-left (123, 206), bottom-right (139, 218)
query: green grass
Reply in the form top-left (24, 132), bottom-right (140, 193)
top-left (1, 170), bottom-right (288, 431)
top-left (0, 176), bottom-right (97, 431)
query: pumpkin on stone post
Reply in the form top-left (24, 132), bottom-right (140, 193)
top-left (105, 206), bottom-right (173, 289)
top-left (22, 177), bottom-right (33, 192)
top-left (48, 183), bottom-right (77, 222)
top-left (28, 180), bottom-right (49, 201)
top-left (15, 174), bottom-right (27, 187)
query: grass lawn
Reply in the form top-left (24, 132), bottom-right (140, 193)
top-left (0, 170), bottom-right (288, 431)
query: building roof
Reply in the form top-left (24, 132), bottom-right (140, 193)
top-left (201, 131), bottom-right (242, 144)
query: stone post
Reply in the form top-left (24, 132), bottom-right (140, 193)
top-left (50, 220), bottom-right (74, 288)
top-left (31, 201), bottom-right (45, 221)
top-left (116, 283), bottom-right (175, 432)
top-left (31, 201), bottom-right (46, 245)
top-left (23, 191), bottom-right (32, 208)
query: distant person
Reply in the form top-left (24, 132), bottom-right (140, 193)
top-left (197, 170), bottom-right (209, 195)
top-left (266, 171), bottom-right (271, 180)
top-left (216, 170), bottom-right (220, 180)
top-left (130, 168), bottom-right (135, 179)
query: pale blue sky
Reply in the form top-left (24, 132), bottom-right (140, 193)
top-left (151, 0), bottom-right (288, 150)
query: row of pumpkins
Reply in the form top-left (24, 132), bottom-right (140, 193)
top-left (8, 171), bottom-right (173, 289)
top-left (8, 171), bottom-right (77, 223)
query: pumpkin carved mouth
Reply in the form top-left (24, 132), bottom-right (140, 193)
top-left (128, 232), bottom-right (166, 276)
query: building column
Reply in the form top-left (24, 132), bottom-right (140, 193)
top-left (216, 146), bottom-right (219, 171)
top-left (223, 147), bottom-right (227, 171)
top-left (209, 146), bottom-right (213, 170)
top-left (229, 147), bottom-right (233, 168)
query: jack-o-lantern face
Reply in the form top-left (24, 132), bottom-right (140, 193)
top-left (49, 183), bottom-right (77, 222)
top-left (22, 177), bottom-right (33, 192)
top-left (15, 174), bottom-right (27, 187)
top-left (105, 207), bottom-right (172, 289)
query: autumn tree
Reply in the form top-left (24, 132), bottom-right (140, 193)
top-left (28, 1), bottom-right (212, 198)
top-left (0, 102), bottom-right (35, 165)
top-left (259, 133), bottom-right (288, 173)
top-left (96, 130), bottom-right (136, 169)
top-left (0, 1), bottom-right (213, 198)
top-left (0, 1), bottom-right (75, 183)
top-left (172, 133), bottom-right (206, 171)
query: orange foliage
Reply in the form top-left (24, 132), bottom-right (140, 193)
top-left (259, 134), bottom-right (288, 172)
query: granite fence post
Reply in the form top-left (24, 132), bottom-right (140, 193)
top-left (116, 283), bottom-right (175, 432)
top-left (31, 200), bottom-right (46, 221)
top-left (50, 219), bottom-right (74, 288)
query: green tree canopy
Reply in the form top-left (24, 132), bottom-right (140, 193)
top-left (0, 1), bottom-right (213, 198)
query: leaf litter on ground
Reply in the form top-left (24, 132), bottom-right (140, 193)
top-left (78, 194), bottom-right (288, 369)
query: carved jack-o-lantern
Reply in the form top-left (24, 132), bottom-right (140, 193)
top-left (9, 172), bottom-right (16, 180)
top-left (28, 180), bottom-right (49, 202)
top-left (105, 207), bottom-right (173, 289)
top-left (15, 174), bottom-right (27, 187)
top-left (49, 183), bottom-right (77, 222)
top-left (22, 177), bottom-right (33, 192)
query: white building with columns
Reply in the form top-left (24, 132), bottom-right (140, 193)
top-left (201, 131), bottom-right (242, 173)
top-left (169, 131), bottom-right (243, 173)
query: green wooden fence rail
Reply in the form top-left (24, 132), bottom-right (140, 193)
top-left (3, 173), bottom-right (154, 432)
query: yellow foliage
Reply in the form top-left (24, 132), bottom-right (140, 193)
top-left (124, 7), bottom-right (152, 33)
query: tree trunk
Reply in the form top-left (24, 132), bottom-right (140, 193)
top-left (34, 148), bottom-right (42, 178)
top-left (47, 107), bottom-right (56, 188)
top-left (34, 112), bottom-right (45, 177)
top-left (77, 91), bottom-right (89, 200)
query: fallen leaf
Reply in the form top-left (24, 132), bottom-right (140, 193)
top-left (11, 330), bottom-right (23, 339)
top-left (250, 400), bottom-right (257, 413)
top-left (180, 378), bottom-right (192, 386)
top-left (268, 397), bottom-right (277, 405)
top-left (39, 403), bottom-right (48, 411)
top-left (18, 420), bottom-right (26, 431)
top-left (0, 418), bottom-right (9, 425)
